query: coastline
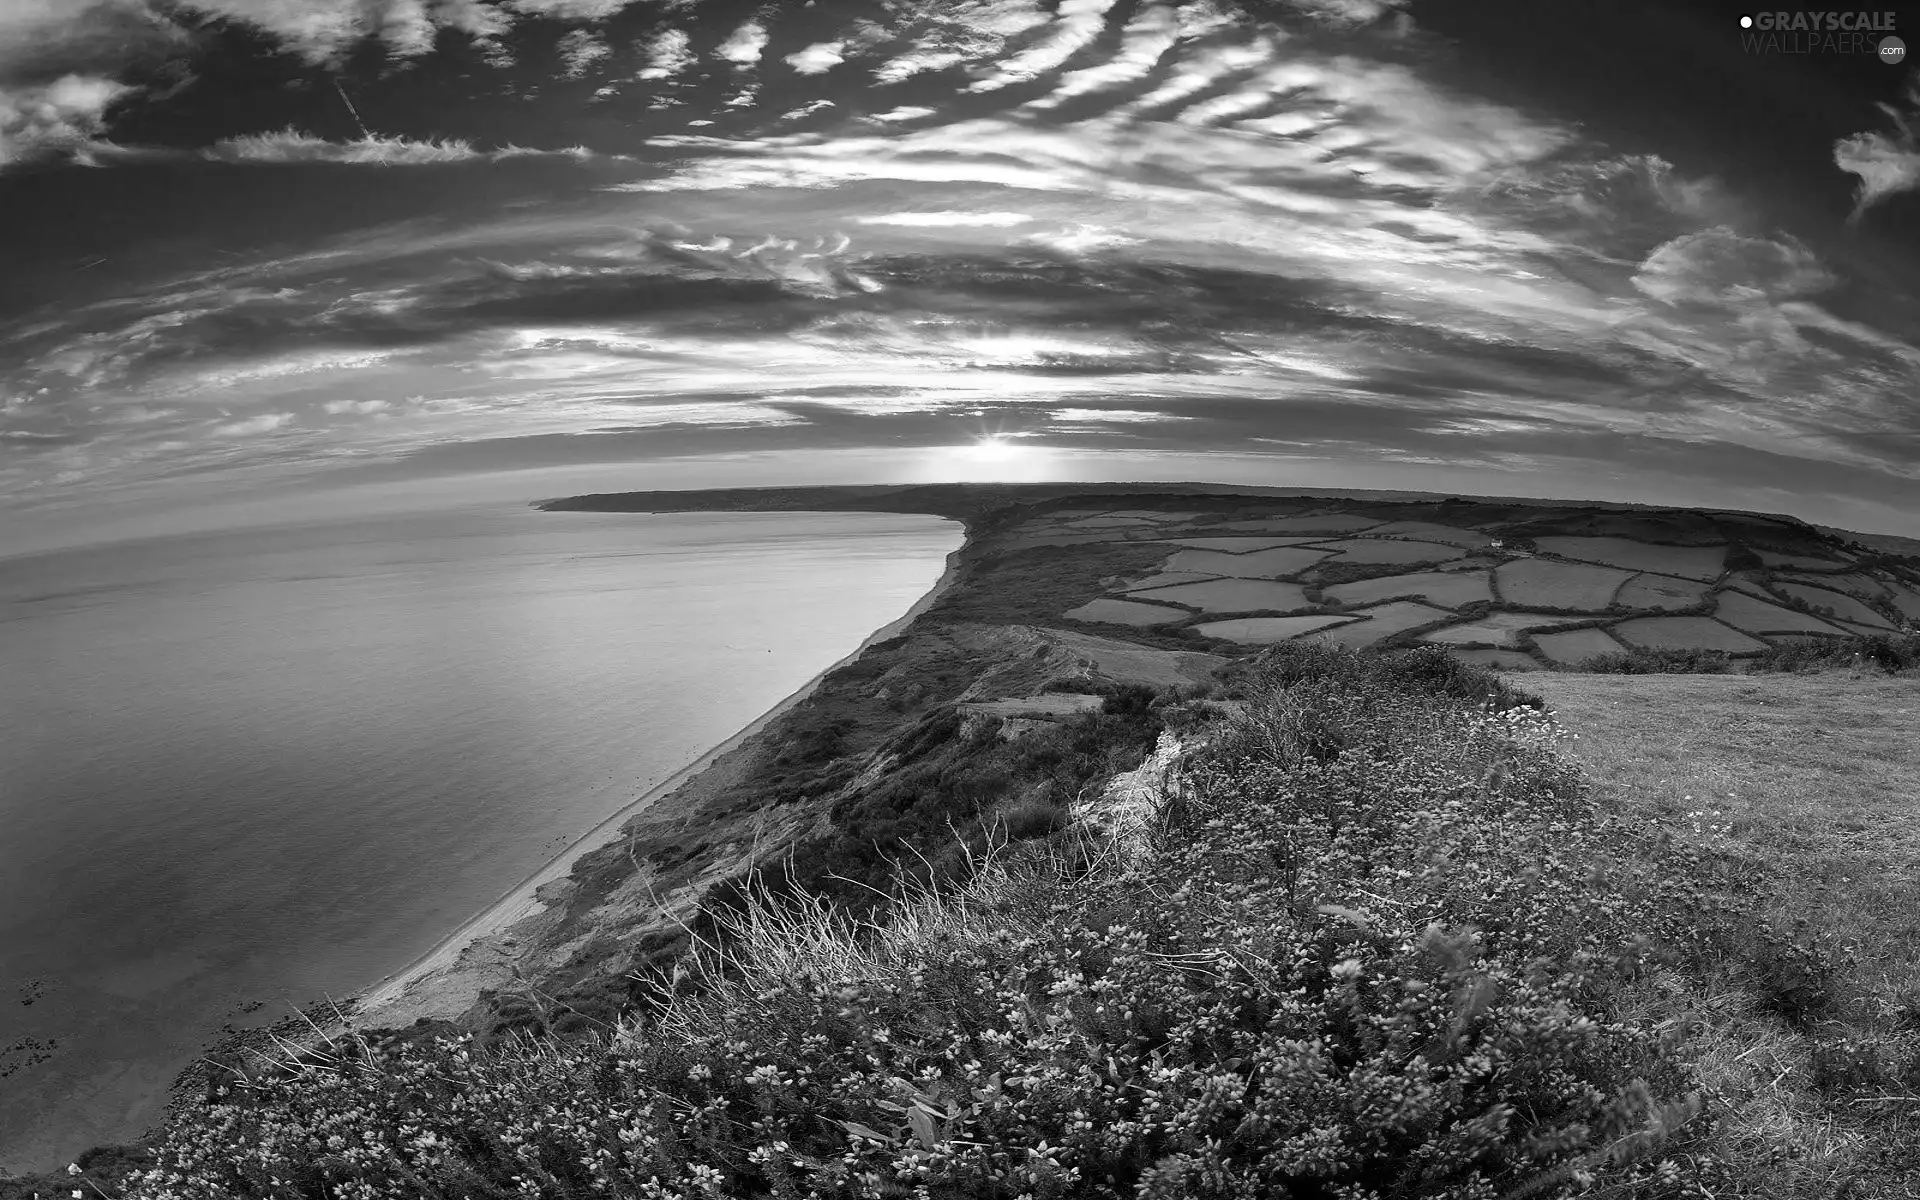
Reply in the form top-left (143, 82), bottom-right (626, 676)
top-left (332, 524), bottom-right (970, 1029)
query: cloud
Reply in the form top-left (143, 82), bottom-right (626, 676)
top-left (0, 74), bottom-right (132, 168)
top-left (1026, 1), bottom-right (1180, 110)
top-left (211, 412), bottom-right (294, 437)
top-left (556, 29), bottom-right (612, 78)
top-left (857, 211), bottom-right (1033, 227)
top-left (202, 128), bottom-right (603, 164)
top-left (966, 0), bottom-right (1117, 93)
top-left (1834, 81), bottom-right (1920, 222)
top-left (715, 20), bottom-right (770, 69)
top-left (636, 27), bottom-right (695, 80)
top-left (784, 42), bottom-right (846, 74)
top-left (1631, 227), bottom-right (1834, 309)
top-left (0, 0), bottom-right (189, 80)
top-left (501, 0), bottom-right (634, 17)
top-left (323, 399), bottom-right (392, 415)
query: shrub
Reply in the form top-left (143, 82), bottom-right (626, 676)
top-left (1746, 936), bottom-right (1837, 1028)
top-left (991, 797), bottom-right (1070, 841)
top-left (1575, 648), bottom-right (1735, 674)
top-left (1748, 632), bottom-right (1920, 675)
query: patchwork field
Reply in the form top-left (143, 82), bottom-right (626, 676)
top-left (1061, 597), bottom-right (1186, 627)
top-left (1131, 578), bottom-right (1310, 613)
top-left (1612, 616), bottom-right (1767, 652)
top-left (850, 487), bottom-right (1920, 668)
top-left (1161, 536), bottom-right (1327, 552)
top-left (1359, 521), bottom-right (1498, 549)
top-left (1494, 559), bottom-right (1630, 609)
top-left (1419, 612), bottom-right (1568, 649)
top-left (1756, 549), bottom-right (1851, 570)
top-left (1163, 546), bottom-right (1332, 577)
top-left (1312, 539), bottom-right (1467, 565)
top-left (1118, 571), bottom-right (1223, 592)
top-left (1531, 627), bottom-right (1625, 666)
top-left (1532, 536), bottom-right (1727, 580)
top-left (1888, 584), bottom-right (1920, 623)
top-left (1191, 614), bottom-right (1358, 643)
top-left (1771, 582), bottom-right (1893, 628)
top-left (1322, 569), bottom-right (1493, 609)
top-left (1215, 515), bottom-right (1380, 534)
top-left (1304, 601), bottom-right (1453, 648)
top-left (1778, 571), bottom-right (1891, 601)
top-left (1612, 573), bottom-right (1709, 612)
top-left (1449, 648), bottom-right (1540, 671)
top-left (1712, 590), bottom-right (1849, 636)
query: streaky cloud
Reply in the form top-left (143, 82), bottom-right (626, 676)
top-left (203, 129), bottom-right (612, 165)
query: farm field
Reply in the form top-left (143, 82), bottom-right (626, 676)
top-left (1322, 569), bottom-right (1493, 609)
top-left (1712, 590), bottom-right (1849, 635)
top-left (1612, 616), bottom-right (1767, 652)
top-left (919, 488), bottom-right (1920, 671)
top-left (1771, 582), bottom-right (1893, 628)
top-left (1612, 573), bottom-right (1709, 611)
top-left (1531, 627), bottom-right (1625, 666)
top-left (1305, 601), bottom-right (1453, 648)
top-left (1190, 614), bottom-right (1358, 643)
top-left (1163, 546), bottom-right (1333, 577)
top-left (1358, 521), bottom-right (1497, 549)
top-left (1130, 578), bottom-right (1310, 613)
top-left (1418, 612), bottom-right (1568, 649)
top-left (1159, 536), bottom-right (1327, 552)
top-left (1215, 515), bottom-right (1381, 534)
top-left (1756, 550), bottom-right (1851, 569)
top-left (1313, 539), bottom-right (1468, 565)
top-left (1061, 597), bottom-right (1187, 627)
top-left (1449, 648), bottom-right (1539, 671)
top-left (1887, 584), bottom-right (1920, 622)
top-left (1117, 571), bottom-right (1223, 592)
top-left (1494, 559), bottom-right (1630, 609)
top-left (1777, 571), bottom-right (1890, 600)
top-left (1532, 536), bottom-right (1728, 580)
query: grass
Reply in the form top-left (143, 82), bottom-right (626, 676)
top-left (1521, 669), bottom-right (1920, 1194)
top-left (21, 642), bottom-right (1920, 1199)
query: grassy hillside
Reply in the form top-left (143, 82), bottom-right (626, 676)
top-left (34, 645), bottom-right (1918, 1200)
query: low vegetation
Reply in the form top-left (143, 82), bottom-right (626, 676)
top-left (22, 638), bottom-right (1919, 1199)
top-left (1577, 632), bottom-right (1920, 676)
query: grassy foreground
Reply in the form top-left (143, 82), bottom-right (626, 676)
top-left (58, 646), bottom-right (1920, 1199)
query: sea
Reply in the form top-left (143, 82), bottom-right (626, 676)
top-left (0, 504), bottom-right (961, 1173)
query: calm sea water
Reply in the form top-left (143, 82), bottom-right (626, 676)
top-left (0, 505), bottom-right (960, 1172)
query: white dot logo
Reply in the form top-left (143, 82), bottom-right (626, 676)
top-left (1739, 14), bottom-right (1753, 27)
top-left (1881, 35), bottom-right (1907, 64)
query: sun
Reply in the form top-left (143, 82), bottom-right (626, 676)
top-left (956, 434), bottom-right (1025, 463)
top-left (912, 433), bottom-right (1057, 482)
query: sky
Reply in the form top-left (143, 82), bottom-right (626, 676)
top-left (3, 0), bottom-right (1920, 556)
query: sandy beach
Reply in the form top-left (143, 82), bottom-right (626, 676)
top-left (331, 533), bottom-right (968, 1031)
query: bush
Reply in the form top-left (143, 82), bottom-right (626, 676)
top-left (1746, 936), bottom-right (1837, 1028)
top-left (1575, 647), bottom-right (1735, 674)
top-left (1748, 633), bottom-right (1920, 675)
top-left (1249, 639), bottom-right (1542, 712)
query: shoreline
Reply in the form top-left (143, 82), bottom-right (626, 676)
top-left (333, 523), bottom-right (970, 1027)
